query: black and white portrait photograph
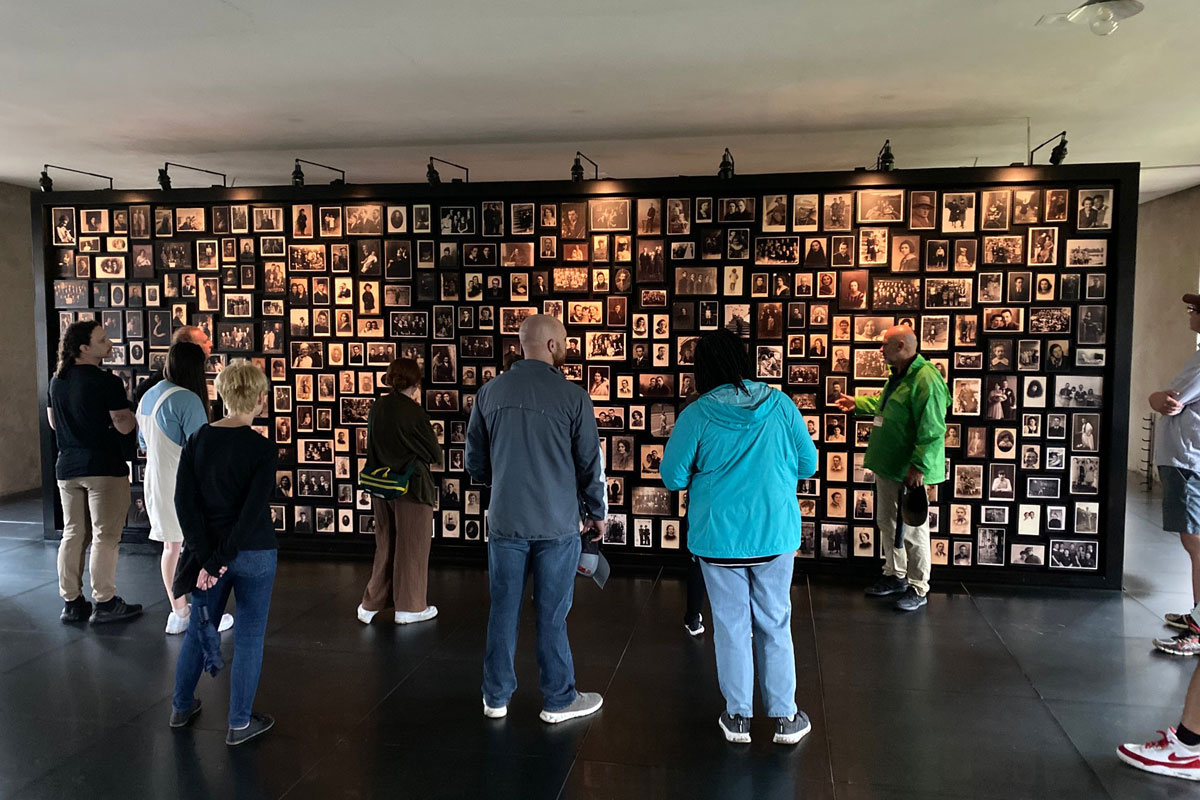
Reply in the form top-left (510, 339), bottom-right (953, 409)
top-left (1050, 540), bottom-right (1098, 570)
top-left (718, 197), bottom-right (755, 223)
top-left (1054, 376), bottom-right (1103, 408)
top-left (981, 189), bottom-right (1011, 230)
top-left (754, 236), bottom-right (799, 266)
top-left (823, 193), bottom-right (853, 231)
top-left (858, 228), bottom-right (888, 266)
top-left (1078, 305), bottom-right (1107, 345)
top-left (857, 189), bottom-right (904, 224)
top-left (983, 236), bottom-right (1023, 265)
top-left (440, 206), bottom-right (476, 235)
top-left (1077, 189), bottom-right (1113, 230)
top-left (942, 192), bottom-right (976, 232)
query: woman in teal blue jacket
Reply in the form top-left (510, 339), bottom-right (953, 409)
top-left (661, 329), bottom-right (818, 746)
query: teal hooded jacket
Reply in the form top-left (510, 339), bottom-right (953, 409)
top-left (660, 381), bottom-right (818, 559)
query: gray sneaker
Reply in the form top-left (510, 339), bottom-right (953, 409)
top-left (895, 587), bottom-right (928, 612)
top-left (774, 711), bottom-right (812, 745)
top-left (719, 712), bottom-right (751, 743)
top-left (168, 699), bottom-right (202, 729)
top-left (865, 575), bottom-right (909, 597)
top-left (539, 692), bottom-right (603, 724)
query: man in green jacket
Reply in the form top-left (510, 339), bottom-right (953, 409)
top-left (836, 326), bottom-right (951, 611)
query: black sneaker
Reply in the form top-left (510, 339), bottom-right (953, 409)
top-left (89, 596), bottom-right (143, 624)
top-left (865, 575), bottom-right (908, 597)
top-left (169, 699), bottom-right (202, 729)
top-left (895, 586), bottom-right (928, 612)
top-left (684, 613), bottom-right (705, 637)
top-left (60, 596), bottom-right (92, 623)
top-left (719, 712), bottom-right (751, 743)
top-left (774, 711), bottom-right (813, 745)
top-left (226, 713), bottom-right (275, 746)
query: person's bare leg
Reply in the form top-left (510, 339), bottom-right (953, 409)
top-left (1180, 661), bottom-right (1200, 734)
top-left (1182, 534), bottom-right (1200, 606)
top-left (161, 541), bottom-right (189, 613)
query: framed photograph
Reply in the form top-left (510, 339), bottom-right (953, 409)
top-left (1044, 189), bottom-right (1069, 223)
top-left (952, 377), bottom-right (982, 415)
top-left (981, 190), bottom-right (1011, 230)
top-left (1028, 227), bottom-right (1058, 266)
top-left (871, 277), bottom-right (920, 311)
top-left (1078, 305), bottom-right (1107, 345)
top-left (858, 228), bottom-right (888, 267)
top-left (666, 198), bottom-right (692, 235)
top-left (1066, 239), bottom-right (1107, 267)
top-left (1050, 540), bottom-right (1099, 570)
top-left (759, 195), bottom-right (787, 232)
top-left (51, 208), bottom-right (77, 246)
top-left (954, 464), bottom-right (984, 499)
top-left (857, 189), bottom-right (904, 223)
top-left (718, 197), bottom-right (755, 223)
top-left (890, 235), bottom-right (921, 272)
top-left (754, 236), bottom-right (799, 266)
top-left (821, 193), bottom-right (853, 231)
top-left (983, 307), bottom-right (1023, 332)
top-left (252, 207), bottom-right (284, 233)
top-left (909, 191), bottom-right (937, 230)
top-left (313, 206), bottom-right (342, 238)
top-left (942, 192), bottom-right (976, 232)
top-left (1077, 189), bottom-right (1113, 230)
top-left (791, 194), bottom-right (819, 232)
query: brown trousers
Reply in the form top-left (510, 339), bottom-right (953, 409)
top-left (362, 496), bottom-right (435, 613)
top-left (57, 476), bottom-right (131, 603)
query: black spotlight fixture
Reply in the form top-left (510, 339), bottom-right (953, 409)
top-left (876, 140), bottom-right (895, 171)
top-left (428, 157), bottom-right (468, 185)
top-left (39, 164), bottom-right (114, 192)
top-left (159, 162), bottom-right (227, 190)
top-left (571, 151), bottom-right (598, 182)
top-left (1029, 131), bottom-right (1068, 165)
top-left (292, 158), bottom-right (345, 186)
top-left (717, 148), bottom-right (735, 179)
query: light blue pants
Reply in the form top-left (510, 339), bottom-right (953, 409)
top-left (699, 553), bottom-right (797, 719)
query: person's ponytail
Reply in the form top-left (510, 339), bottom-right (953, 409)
top-left (55, 320), bottom-right (101, 380)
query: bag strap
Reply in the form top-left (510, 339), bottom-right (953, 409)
top-left (148, 384), bottom-right (187, 418)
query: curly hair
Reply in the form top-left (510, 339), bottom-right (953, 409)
top-left (55, 319), bottom-right (102, 379)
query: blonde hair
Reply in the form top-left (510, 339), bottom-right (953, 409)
top-left (214, 359), bottom-right (268, 416)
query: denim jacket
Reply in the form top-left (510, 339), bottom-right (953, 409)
top-left (466, 360), bottom-right (607, 539)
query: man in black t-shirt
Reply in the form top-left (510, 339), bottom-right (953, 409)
top-left (48, 320), bottom-right (143, 624)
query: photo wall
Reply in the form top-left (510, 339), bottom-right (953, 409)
top-left (35, 165), bottom-right (1135, 587)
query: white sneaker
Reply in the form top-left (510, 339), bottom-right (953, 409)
top-left (539, 692), bottom-right (603, 724)
top-left (1118, 728), bottom-right (1200, 780)
top-left (395, 606), bottom-right (438, 625)
top-left (357, 604), bottom-right (379, 624)
top-left (483, 701), bottom-right (507, 719)
top-left (217, 614), bottom-right (234, 633)
top-left (165, 609), bottom-right (191, 635)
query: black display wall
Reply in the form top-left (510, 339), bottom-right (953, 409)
top-left (32, 163), bottom-right (1138, 588)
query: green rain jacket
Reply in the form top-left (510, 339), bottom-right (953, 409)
top-left (853, 355), bottom-right (951, 484)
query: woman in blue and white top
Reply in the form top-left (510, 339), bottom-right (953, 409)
top-left (136, 342), bottom-right (230, 635)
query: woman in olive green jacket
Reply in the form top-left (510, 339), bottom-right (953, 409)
top-left (356, 358), bottom-right (443, 625)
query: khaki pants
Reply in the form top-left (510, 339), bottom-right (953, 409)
top-left (57, 476), bottom-right (131, 603)
top-left (362, 496), bottom-right (434, 613)
top-left (875, 476), bottom-right (931, 596)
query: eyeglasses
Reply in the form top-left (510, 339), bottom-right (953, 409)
top-left (1189, 306), bottom-right (1200, 314)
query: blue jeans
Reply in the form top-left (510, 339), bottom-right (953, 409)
top-left (172, 549), bottom-right (277, 728)
top-left (482, 534), bottom-right (581, 711)
top-left (700, 554), bottom-right (797, 719)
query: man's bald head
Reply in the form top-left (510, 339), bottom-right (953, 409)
top-left (519, 314), bottom-right (567, 367)
top-left (881, 325), bottom-right (917, 366)
top-left (172, 325), bottom-right (211, 356)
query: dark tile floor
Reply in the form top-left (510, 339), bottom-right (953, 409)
top-left (1, 485), bottom-right (1199, 799)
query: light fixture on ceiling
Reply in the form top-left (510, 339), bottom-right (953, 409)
top-left (292, 158), bottom-right (346, 187)
top-left (1036, 0), bottom-right (1144, 36)
top-left (427, 157), bottom-right (468, 186)
top-left (158, 162), bottom-right (227, 190)
top-left (1029, 131), bottom-right (1069, 165)
top-left (38, 164), bottom-right (114, 192)
top-left (876, 140), bottom-right (895, 171)
top-left (571, 151), bottom-right (598, 182)
top-left (717, 148), bottom-right (735, 179)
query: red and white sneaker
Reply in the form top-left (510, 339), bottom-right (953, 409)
top-left (1117, 729), bottom-right (1200, 780)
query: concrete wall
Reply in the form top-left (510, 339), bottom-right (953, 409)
top-left (0, 181), bottom-right (39, 496)
top-left (1130, 185), bottom-right (1200, 478)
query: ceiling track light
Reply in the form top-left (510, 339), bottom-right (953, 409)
top-left (158, 162), bottom-right (227, 191)
top-left (39, 164), bottom-right (114, 192)
top-left (427, 157), bottom-right (468, 185)
top-left (571, 151), bottom-right (598, 182)
top-left (292, 158), bottom-right (346, 187)
top-left (717, 148), bottom-right (735, 179)
top-left (1029, 131), bottom-right (1069, 165)
top-left (1036, 0), bottom-right (1144, 36)
top-left (875, 140), bottom-right (895, 171)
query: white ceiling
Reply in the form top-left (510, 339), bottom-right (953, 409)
top-left (2, 0), bottom-right (1197, 202)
